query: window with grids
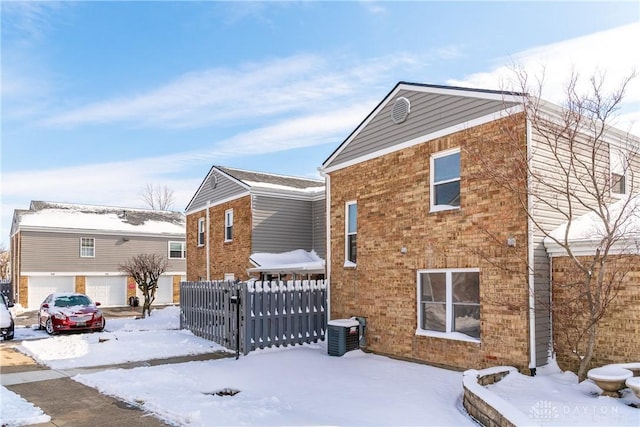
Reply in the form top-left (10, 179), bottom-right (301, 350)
top-left (345, 201), bottom-right (357, 265)
top-left (431, 149), bottom-right (461, 211)
top-left (168, 241), bottom-right (186, 259)
top-left (80, 237), bottom-right (95, 258)
top-left (610, 148), bottom-right (627, 195)
top-left (225, 209), bottom-right (233, 241)
top-left (198, 218), bottom-right (205, 246)
top-left (418, 269), bottom-right (480, 340)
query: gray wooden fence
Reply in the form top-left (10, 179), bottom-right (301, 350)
top-left (180, 280), bottom-right (327, 355)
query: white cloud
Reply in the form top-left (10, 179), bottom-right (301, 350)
top-left (40, 53), bottom-right (416, 129)
top-left (447, 23), bottom-right (640, 135)
top-left (1, 101), bottom-right (373, 243)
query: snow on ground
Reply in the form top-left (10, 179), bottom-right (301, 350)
top-left (486, 362), bottom-right (640, 426)
top-left (3, 306), bottom-right (639, 426)
top-left (0, 386), bottom-right (51, 426)
top-left (75, 345), bottom-right (473, 426)
top-left (17, 306), bottom-right (227, 369)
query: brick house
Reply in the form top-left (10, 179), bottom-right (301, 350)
top-left (185, 166), bottom-right (325, 282)
top-left (320, 82), bottom-right (638, 374)
top-left (10, 201), bottom-right (186, 309)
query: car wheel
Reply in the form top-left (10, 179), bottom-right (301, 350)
top-left (37, 316), bottom-right (44, 330)
top-left (98, 318), bottom-right (105, 332)
top-left (6, 331), bottom-right (13, 340)
top-left (45, 318), bottom-right (56, 335)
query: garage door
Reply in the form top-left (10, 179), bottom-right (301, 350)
top-left (86, 276), bottom-right (127, 307)
top-left (137, 275), bottom-right (174, 305)
top-left (28, 276), bottom-right (75, 310)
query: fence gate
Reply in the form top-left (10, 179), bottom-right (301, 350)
top-left (179, 281), bottom-right (242, 352)
top-left (180, 280), bottom-right (327, 355)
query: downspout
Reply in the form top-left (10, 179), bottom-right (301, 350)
top-left (319, 167), bottom-right (331, 321)
top-left (526, 119), bottom-right (537, 376)
top-left (206, 201), bottom-right (211, 281)
top-left (548, 255), bottom-right (553, 363)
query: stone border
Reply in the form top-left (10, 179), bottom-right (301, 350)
top-left (462, 366), bottom-right (532, 427)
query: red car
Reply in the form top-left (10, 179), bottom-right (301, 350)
top-left (38, 292), bottom-right (105, 335)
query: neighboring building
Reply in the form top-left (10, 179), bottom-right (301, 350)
top-left (185, 166), bottom-right (325, 282)
top-left (320, 82), bottom-right (638, 374)
top-left (10, 201), bottom-right (186, 309)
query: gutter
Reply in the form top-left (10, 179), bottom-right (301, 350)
top-left (527, 119), bottom-right (537, 375)
top-left (206, 201), bottom-right (211, 281)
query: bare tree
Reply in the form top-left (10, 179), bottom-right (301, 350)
top-left (119, 253), bottom-right (168, 318)
top-left (0, 245), bottom-right (9, 280)
top-left (468, 67), bottom-right (639, 380)
top-left (140, 184), bottom-right (175, 210)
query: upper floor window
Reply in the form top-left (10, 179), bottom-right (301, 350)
top-left (610, 148), bottom-right (627, 196)
top-left (168, 241), bottom-right (186, 259)
top-left (198, 218), bottom-right (205, 246)
top-left (225, 209), bottom-right (233, 241)
top-left (431, 148), bottom-right (461, 211)
top-left (80, 237), bottom-right (95, 258)
top-left (417, 269), bottom-right (480, 341)
top-left (345, 201), bottom-right (357, 265)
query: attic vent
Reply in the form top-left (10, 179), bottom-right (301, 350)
top-left (391, 97), bottom-right (410, 124)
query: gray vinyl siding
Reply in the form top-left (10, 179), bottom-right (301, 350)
top-left (187, 169), bottom-right (249, 212)
top-left (311, 198), bottom-right (326, 258)
top-left (329, 90), bottom-right (518, 167)
top-left (20, 231), bottom-right (185, 273)
top-left (251, 195), bottom-right (316, 254)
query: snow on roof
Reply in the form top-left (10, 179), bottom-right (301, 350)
top-left (545, 194), bottom-right (640, 255)
top-left (15, 201), bottom-right (185, 236)
top-left (219, 166), bottom-right (324, 192)
top-left (248, 249), bottom-right (325, 274)
top-left (242, 180), bottom-right (324, 194)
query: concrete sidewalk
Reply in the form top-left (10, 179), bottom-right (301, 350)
top-left (1, 343), bottom-right (232, 426)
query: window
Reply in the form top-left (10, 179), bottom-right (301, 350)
top-left (417, 269), bottom-right (480, 340)
top-left (345, 201), bottom-right (357, 265)
top-left (610, 148), bottom-right (627, 195)
top-left (225, 209), bottom-right (233, 241)
top-left (168, 241), bottom-right (186, 259)
top-left (431, 149), bottom-right (461, 211)
top-left (198, 218), bottom-right (205, 246)
top-left (80, 237), bottom-right (95, 258)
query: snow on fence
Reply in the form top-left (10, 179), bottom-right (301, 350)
top-left (180, 280), bottom-right (327, 355)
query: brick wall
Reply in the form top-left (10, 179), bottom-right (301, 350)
top-left (329, 115), bottom-right (533, 372)
top-left (186, 195), bottom-right (253, 281)
top-left (552, 254), bottom-right (640, 372)
top-left (75, 276), bottom-right (86, 294)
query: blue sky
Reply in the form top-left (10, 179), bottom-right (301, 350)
top-left (2, 1), bottom-right (639, 246)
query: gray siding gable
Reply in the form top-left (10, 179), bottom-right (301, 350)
top-left (185, 167), bottom-right (251, 213)
top-left (323, 82), bottom-right (522, 171)
top-left (186, 166), bottom-right (324, 213)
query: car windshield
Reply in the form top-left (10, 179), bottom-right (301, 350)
top-left (54, 295), bottom-right (92, 307)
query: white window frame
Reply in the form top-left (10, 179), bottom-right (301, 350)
top-left (198, 217), bottom-right (205, 246)
top-left (168, 241), bottom-right (186, 259)
top-left (610, 147), bottom-right (627, 196)
top-left (416, 268), bottom-right (480, 343)
top-left (344, 201), bottom-right (357, 267)
top-left (80, 237), bottom-right (95, 258)
top-left (224, 209), bottom-right (233, 242)
top-left (430, 148), bottom-right (461, 212)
